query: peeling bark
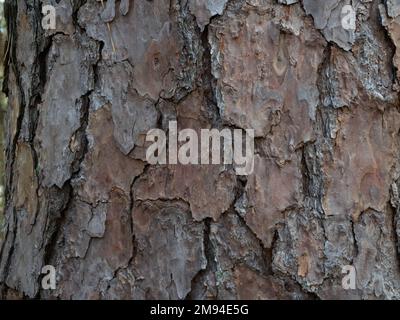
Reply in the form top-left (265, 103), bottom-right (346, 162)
top-left (1, 0), bottom-right (400, 300)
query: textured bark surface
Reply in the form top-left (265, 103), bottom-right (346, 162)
top-left (1, 0), bottom-right (400, 300)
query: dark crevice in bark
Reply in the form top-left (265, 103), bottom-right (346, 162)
top-left (174, 0), bottom-right (203, 103)
top-left (377, 0), bottom-right (399, 88)
top-left (200, 24), bottom-right (221, 126)
top-left (184, 7), bottom-right (227, 299)
top-left (36, 0), bottom-right (100, 298)
top-left (224, 157), bottom-right (274, 275)
top-left (37, 185), bottom-right (71, 299)
top-left (127, 163), bottom-right (150, 262)
top-left (388, 200), bottom-right (400, 268)
top-left (232, 205), bottom-right (273, 275)
top-left (350, 216), bottom-right (359, 261)
top-left (185, 217), bottom-right (216, 300)
top-left (0, 0), bottom-right (26, 297)
top-left (3, 0), bottom-right (22, 206)
top-left (40, 90), bottom-right (93, 283)
top-left (27, 10), bottom-right (55, 232)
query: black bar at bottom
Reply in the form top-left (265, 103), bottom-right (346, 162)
top-left (0, 300), bottom-right (395, 318)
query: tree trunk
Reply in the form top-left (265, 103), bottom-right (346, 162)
top-left (1, 0), bottom-right (400, 300)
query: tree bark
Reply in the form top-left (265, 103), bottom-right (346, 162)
top-left (1, 0), bottom-right (400, 300)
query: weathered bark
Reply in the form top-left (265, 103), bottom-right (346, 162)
top-left (1, 0), bottom-right (400, 300)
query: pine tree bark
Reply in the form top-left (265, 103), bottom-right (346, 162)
top-left (1, 0), bottom-right (400, 300)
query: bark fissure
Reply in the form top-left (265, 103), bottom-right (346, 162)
top-left (3, 0), bottom-right (400, 300)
